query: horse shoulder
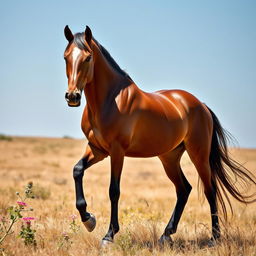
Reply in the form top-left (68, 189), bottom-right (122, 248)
top-left (114, 83), bottom-right (141, 115)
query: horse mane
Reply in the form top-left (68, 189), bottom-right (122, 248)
top-left (73, 33), bottom-right (133, 81)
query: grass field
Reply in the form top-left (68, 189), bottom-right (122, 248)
top-left (0, 136), bottom-right (255, 256)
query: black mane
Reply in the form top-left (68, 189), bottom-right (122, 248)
top-left (73, 33), bottom-right (132, 81)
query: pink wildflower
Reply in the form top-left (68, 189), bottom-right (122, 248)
top-left (17, 201), bottom-right (27, 206)
top-left (22, 217), bottom-right (35, 226)
top-left (22, 217), bottom-right (35, 221)
top-left (70, 214), bottom-right (77, 220)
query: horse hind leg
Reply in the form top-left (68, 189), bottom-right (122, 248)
top-left (158, 145), bottom-right (192, 246)
top-left (185, 142), bottom-right (220, 241)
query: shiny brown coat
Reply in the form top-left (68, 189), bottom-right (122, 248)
top-left (63, 26), bottom-right (256, 245)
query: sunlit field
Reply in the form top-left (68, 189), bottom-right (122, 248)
top-left (0, 136), bottom-right (255, 256)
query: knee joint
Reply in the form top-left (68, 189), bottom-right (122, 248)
top-left (73, 164), bottom-right (84, 179)
top-left (183, 178), bottom-right (192, 196)
top-left (109, 186), bottom-right (120, 203)
top-left (178, 183), bottom-right (192, 200)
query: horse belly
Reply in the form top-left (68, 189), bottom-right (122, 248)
top-left (125, 116), bottom-right (187, 157)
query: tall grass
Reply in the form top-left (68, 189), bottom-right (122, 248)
top-left (0, 137), bottom-right (255, 256)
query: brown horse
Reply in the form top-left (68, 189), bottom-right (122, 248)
top-left (63, 26), bottom-right (256, 246)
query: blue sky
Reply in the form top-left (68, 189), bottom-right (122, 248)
top-left (0, 1), bottom-right (255, 148)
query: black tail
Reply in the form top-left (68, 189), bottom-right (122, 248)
top-left (207, 107), bottom-right (256, 219)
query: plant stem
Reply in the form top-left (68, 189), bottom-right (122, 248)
top-left (0, 217), bottom-right (17, 244)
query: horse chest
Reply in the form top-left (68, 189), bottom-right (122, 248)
top-left (87, 126), bottom-right (112, 153)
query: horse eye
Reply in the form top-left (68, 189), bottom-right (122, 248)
top-left (85, 55), bottom-right (92, 62)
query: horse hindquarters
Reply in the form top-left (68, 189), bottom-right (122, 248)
top-left (186, 105), bottom-right (256, 240)
top-left (183, 105), bottom-right (220, 239)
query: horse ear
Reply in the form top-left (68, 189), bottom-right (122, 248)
top-left (85, 26), bottom-right (92, 45)
top-left (64, 25), bottom-right (74, 42)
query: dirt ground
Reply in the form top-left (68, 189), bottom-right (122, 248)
top-left (0, 136), bottom-right (255, 255)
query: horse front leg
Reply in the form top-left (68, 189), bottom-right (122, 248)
top-left (73, 143), bottom-right (106, 231)
top-left (102, 143), bottom-right (124, 246)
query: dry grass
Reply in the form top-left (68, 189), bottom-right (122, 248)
top-left (0, 137), bottom-right (256, 256)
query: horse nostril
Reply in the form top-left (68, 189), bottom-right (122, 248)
top-left (65, 91), bottom-right (81, 105)
top-left (76, 93), bottom-right (81, 101)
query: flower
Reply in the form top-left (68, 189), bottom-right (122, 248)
top-left (22, 217), bottom-right (35, 225)
top-left (62, 232), bottom-right (70, 240)
top-left (70, 214), bottom-right (77, 221)
top-left (22, 217), bottom-right (35, 221)
top-left (0, 216), bottom-right (6, 223)
top-left (17, 201), bottom-right (27, 206)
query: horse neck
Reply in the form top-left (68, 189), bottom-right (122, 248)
top-left (84, 42), bottom-right (130, 115)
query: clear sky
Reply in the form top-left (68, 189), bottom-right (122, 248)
top-left (0, 1), bottom-right (255, 148)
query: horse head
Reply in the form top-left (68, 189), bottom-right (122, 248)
top-left (64, 25), bottom-right (94, 107)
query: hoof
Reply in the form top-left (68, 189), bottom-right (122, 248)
top-left (207, 239), bottom-right (216, 247)
top-left (83, 213), bottom-right (96, 232)
top-left (208, 237), bottom-right (219, 247)
top-left (158, 235), bottom-right (173, 248)
top-left (101, 238), bottom-right (113, 248)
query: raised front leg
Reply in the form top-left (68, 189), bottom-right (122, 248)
top-left (102, 143), bottom-right (124, 246)
top-left (73, 143), bottom-right (106, 231)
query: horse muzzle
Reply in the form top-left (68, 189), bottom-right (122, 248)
top-left (65, 90), bottom-right (81, 107)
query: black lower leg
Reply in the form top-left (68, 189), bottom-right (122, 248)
top-left (73, 158), bottom-right (90, 222)
top-left (205, 185), bottom-right (220, 240)
top-left (164, 173), bottom-right (192, 236)
top-left (103, 177), bottom-right (120, 241)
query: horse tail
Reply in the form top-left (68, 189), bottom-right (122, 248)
top-left (207, 106), bottom-right (256, 219)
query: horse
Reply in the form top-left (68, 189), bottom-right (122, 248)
top-left (63, 25), bottom-right (256, 246)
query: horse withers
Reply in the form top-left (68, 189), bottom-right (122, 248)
top-left (63, 25), bottom-right (256, 246)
